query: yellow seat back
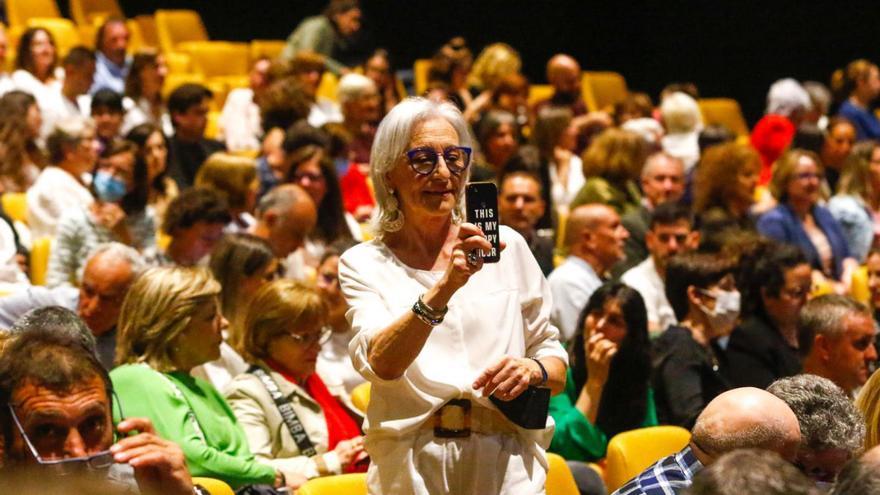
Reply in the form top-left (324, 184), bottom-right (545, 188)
top-left (350, 382), bottom-right (370, 412)
top-left (297, 473), bottom-right (368, 495)
top-left (30, 237), bottom-right (51, 286)
top-left (27, 18), bottom-right (81, 59)
top-left (698, 97), bottom-right (750, 137)
top-left (180, 41), bottom-right (251, 79)
top-left (1, 193), bottom-right (27, 224)
top-left (582, 71), bottom-right (628, 113)
top-left (155, 9), bottom-right (209, 53)
top-left (413, 58), bottom-right (432, 96)
top-left (6, 0), bottom-right (61, 28)
top-left (69, 0), bottom-right (123, 27)
top-left (250, 40), bottom-right (286, 62)
top-left (546, 452), bottom-right (580, 495)
top-left (317, 71), bottom-right (340, 102)
top-left (605, 426), bottom-right (691, 492)
top-left (528, 84), bottom-right (555, 107)
top-left (852, 265), bottom-right (871, 305)
top-left (191, 478), bottom-right (234, 495)
top-left (133, 14), bottom-right (159, 50)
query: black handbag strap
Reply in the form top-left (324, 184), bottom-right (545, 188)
top-left (248, 366), bottom-right (317, 457)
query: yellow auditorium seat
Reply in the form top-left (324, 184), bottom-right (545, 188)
top-left (1, 193), bottom-right (27, 224)
top-left (250, 40), bottom-right (286, 62)
top-left (604, 426), bottom-right (691, 492)
top-left (350, 382), bottom-right (370, 412)
top-left (413, 58), bottom-right (432, 96)
top-left (528, 84), bottom-right (554, 107)
top-left (317, 71), bottom-right (339, 102)
top-left (546, 452), bottom-right (580, 495)
top-left (180, 41), bottom-right (250, 79)
top-left (155, 9), bottom-right (210, 53)
top-left (30, 237), bottom-right (51, 286)
top-left (581, 71), bottom-right (628, 113)
top-left (69, 0), bottom-right (124, 27)
top-left (852, 265), bottom-right (870, 305)
top-left (134, 15), bottom-right (159, 50)
top-left (698, 98), bottom-right (750, 137)
top-left (297, 473), bottom-right (367, 495)
top-left (6, 0), bottom-right (61, 28)
top-left (27, 18), bottom-right (81, 58)
top-left (191, 478), bottom-right (234, 495)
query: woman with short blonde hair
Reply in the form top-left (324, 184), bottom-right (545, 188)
top-left (196, 153), bottom-right (258, 232)
top-left (856, 368), bottom-right (880, 449)
top-left (570, 128), bottom-right (646, 215)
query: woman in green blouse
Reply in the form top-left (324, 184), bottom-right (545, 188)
top-left (110, 266), bottom-right (304, 492)
top-left (549, 282), bottom-right (657, 462)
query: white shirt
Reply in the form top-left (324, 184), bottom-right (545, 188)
top-left (218, 88), bottom-right (262, 152)
top-left (548, 255), bottom-right (602, 343)
top-left (12, 69), bottom-right (65, 141)
top-left (339, 226), bottom-right (566, 467)
top-left (316, 328), bottom-right (364, 395)
top-left (307, 98), bottom-right (343, 128)
top-left (621, 256), bottom-right (677, 334)
top-left (121, 96), bottom-right (173, 136)
top-left (661, 131), bottom-right (700, 172)
top-left (548, 154), bottom-right (585, 214)
top-left (26, 166), bottom-right (94, 239)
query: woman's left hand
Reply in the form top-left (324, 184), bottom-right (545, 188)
top-left (472, 355), bottom-right (541, 401)
top-left (92, 202), bottom-right (127, 230)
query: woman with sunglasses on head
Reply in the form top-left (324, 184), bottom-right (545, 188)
top-left (338, 97), bottom-right (567, 494)
top-left (225, 279), bottom-right (366, 483)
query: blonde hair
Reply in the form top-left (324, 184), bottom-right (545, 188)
top-left (240, 279), bottom-right (327, 363)
top-left (838, 140), bottom-right (880, 199)
top-left (768, 149), bottom-right (824, 202)
top-left (195, 153), bottom-right (257, 211)
top-left (581, 128), bottom-right (648, 184)
top-left (467, 43), bottom-right (522, 91)
top-left (831, 59), bottom-right (879, 101)
top-left (856, 369), bottom-right (880, 449)
top-left (115, 267), bottom-right (221, 371)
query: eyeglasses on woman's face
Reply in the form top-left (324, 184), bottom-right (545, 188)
top-left (404, 146), bottom-right (472, 176)
top-left (284, 327), bottom-right (332, 347)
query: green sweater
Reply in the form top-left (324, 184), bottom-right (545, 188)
top-left (110, 364), bottom-right (276, 488)
top-left (549, 368), bottom-right (658, 461)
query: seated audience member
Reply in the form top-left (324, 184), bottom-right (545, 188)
top-left (314, 240), bottom-right (364, 394)
top-left (148, 187), bottom-right (231, 266)
top-left (0, 25), bottom-right (12, 91)
top-left (751, 78), bottom-right (811, 184)
top-left (832, 446), bottom-right (880, 495)
top-left (0, 91), bottom-right (44, 193)
top-left (652, 252), bottom-right (737, 428)
top-left (758, 149), bottom-right (856, 287)
top-left (198, 233), bottom-right (279, 389)
top-left (281, 0), bottom-right (362, 75)
top-left (659, 92), bottom-right (702, 171)
top-left (550, 283), bottom-right (655, 468)
top-left (0, 207), bottom-right (27, 285)
top-left (472, 110), bottom-right (518, 180)
top-left (111, 266), bottom-right (302, 491)
top-left (621, 202), bottom-right (699, 335)
top-left (533, 54), bottom-right (587, 116)
top-left (0, 327), bottom-right (194, 495)
top-left (26, 117), bottom-right (100, 238)
top-left (466, 42), bottom-right (521, 97)
top-left (724, 244), bottom-right (810, 389)
top-left (803, 80), bottom-right (832, 129)
top-left (829, 140), bottom-right (880, 262)
top-left (612, 387), bottom-right (800, 495)
top-left (768, 374), bottom-right (865, 486)
top-left (91, 17), bottom-right (131, 94)
top-left (47, 140), bottom-right (155, 287)
top-left (833, 59), bottom-right (880, 141)
top-left (337, 73), bottom-right (380, 165)
top-left (571, 129), bottom-right (647, 216)
top-left (56, 46), bottom-right (95, 123)
top-left (12, 28), bottom-right (62, 139)
top-left (618, 152), bottom-right (686, 273)
top-left (692, 142), bottom-right (761, 238)
top-left (363, 49), bottom-right (401, 117)
top-left (249, 184), bottom-right (318, 261)
top-left (532, 106), bottom-right (584, 216)
top-left (688, 449), bottom-right (821, 495)
top-left (257, 78), bottom-right (313, 185)
top-left (126, 123), bottom-right (177, 221)
top-left (91, 89), bottom-right (126, 151)
top-left (856, 365), bottom-right (880, 450)
top-left (166, 83), bottom-right (225, 188)
top-left (195, 153), bottom-right (259, 232)
top-left (821, 116), bottom-right (857, 191)
top-left (258, 120), bottom-right (330, 198)
top-left (287, 52), bottom-right (342, 128)
top-left (0, 243), bottom-right (143, 369)
top-left (219, 57), bottom-right (272, 152)
top-left (497, 169), bottom-right (554, 276)
top-left (549, 204), bottom-right (629, 343)
top-left (225, 280), bottom-right (366, 481)
top-left (122, 51), bottom-right (171, 136)
top-left (800, 295), bottom-right (877, 396)
top-left (426, 36), bottom-right (474, 111)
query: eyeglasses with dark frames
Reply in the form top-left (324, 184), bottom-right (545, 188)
top-left (405, 146), bottom-right (472, 176)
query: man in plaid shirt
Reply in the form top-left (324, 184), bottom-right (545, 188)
top-left (613, 388), bottom-right (801, 495)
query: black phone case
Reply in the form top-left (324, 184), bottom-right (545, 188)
top-left (465, 182), bottom-right (501, 263)
top-left (489, 386), bottom-right (551, 430)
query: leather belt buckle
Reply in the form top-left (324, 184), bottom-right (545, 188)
top-left (433, 398), bottom-right (471, 438)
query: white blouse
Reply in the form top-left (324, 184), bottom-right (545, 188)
top-left (26, 166), bottom-right (94, 239)
top-left (549, 154), bottom-right (585, 213)
top-left (12, 69), bottom-right (64, 140)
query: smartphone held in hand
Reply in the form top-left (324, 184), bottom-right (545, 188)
top-left (465, 182), bottom-right (501, 263)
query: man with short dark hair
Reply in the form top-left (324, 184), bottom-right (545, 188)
top-left (90, 17), bottom-right (131, 94)
top-left (0, 326), bottom-right (193, 494)
top-left (91, 88), bottom-right (124, 151)
top-left (148, 188), bottom-right (231, 266)
top-left (498, 170), bottom-right (553, 276)
top-left (59, 46), bottom-right (95, 119)
top-left (166, 83), bottom-right (225, 187)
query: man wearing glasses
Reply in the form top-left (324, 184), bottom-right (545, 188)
top-left (0, 320), bottom-right (194, 494)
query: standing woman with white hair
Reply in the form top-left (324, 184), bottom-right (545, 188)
top-left (660, 92), bottom-right (703, 171)
top-left (338, 97), bottom-right (567, 494)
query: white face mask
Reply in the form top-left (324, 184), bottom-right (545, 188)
top-left (698, 288), bottom-right (741, 336)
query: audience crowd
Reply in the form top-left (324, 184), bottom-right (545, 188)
top-left (3, 1), bottom-right (880, 494)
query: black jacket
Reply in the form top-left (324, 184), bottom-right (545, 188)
top-left (724, 314), bottom-right (802, 390)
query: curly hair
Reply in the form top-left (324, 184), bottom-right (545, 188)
top-left (581, 128), bottom-right (648, 184)
top-left (693, 142), bottom-right (761, 214)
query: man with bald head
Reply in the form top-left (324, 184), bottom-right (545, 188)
top-left (249, 184), bottom-right (318, 259)
top-left (548, 203), bottom-right (629, 342)
top-left (613, 387), bottom-right (801, 495)
top-left (534, 54), bottom-right (587, 116)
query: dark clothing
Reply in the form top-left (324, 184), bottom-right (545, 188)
top-left (613, 205), bottom-right (650, 277)
top-left (696, 206), bottom-right (756, 251)
top-left (528, 232), bottom-right (556, 277)
top-left (652, 326), bottom-right (730, 429)
top-left (724, 314), bottom-right (801, 390)
top-left (166, 135), bottom-right (225, 188)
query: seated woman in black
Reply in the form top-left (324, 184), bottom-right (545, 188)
top-left (724, 243), bottom-right (810, 389)
top-left (652, 252), bottom-right (737, 429)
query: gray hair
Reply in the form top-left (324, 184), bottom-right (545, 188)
top-left (660, 91), bottom-right (702, 134)
top-left (641, 151), bottom-right (684, 179)
top-left (10, 306), bottom-right (96, 354)
top-left (689, 449), bottom-right (821, 495)
top-left (768, 374), bottom-right (865, 454)
top-left (766, 78), bottom-right (811, 118)
top-left (256, 184), bottom-right (304, 217)
top-left (832, 450), bottom-right (880, 495)
top-left (803, 81), bottom-right (832, 115)
top-left (369, 97), bottom-right (473, 239)
top-left (798, 295), bottom-right (870, 354)
top-left (46, 116), bottom-right (95, 164)
top-left (86, 242), bottom-right (147, 276)
top-left (337, 73), bottom-right (377, 105)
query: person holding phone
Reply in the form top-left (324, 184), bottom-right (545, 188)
top-left (338, 97), bottom-right (567, 494)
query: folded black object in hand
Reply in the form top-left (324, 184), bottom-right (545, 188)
top-left (489, 386), bottom-right (550, 429)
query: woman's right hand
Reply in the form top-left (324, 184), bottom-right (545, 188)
top-left (585, 331), bottom-right (618, 388)
top-left (334, 435), bottom-right (366, 469)
top-left (442, 222), bottom-right (494, 292)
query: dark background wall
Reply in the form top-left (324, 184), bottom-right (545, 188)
top-left (59, 0), bottom-right (880, 125)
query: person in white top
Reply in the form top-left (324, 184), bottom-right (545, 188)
top-left (289, 52), bottom-right (343, 128)
top-left (338, 98), bottom-right (567, 495)
top-left (12, 28), bottom-right (65, 141)
top-left (121, 52), bottom-right (173, 136)
top-left (27, 117), bottom-right (100, 238)
top-left (533, 106), bottom-right (585, 216)
top-left (660, 92), bottom-right (703, 172)
top-left (621, 202), bottom-right (700, 336)
top-left (0, 25), bottom-right (15, 95)
top-left (218, 57), bottom-right (272, 152)
top-left (43, 47), bottom-right (95, 136)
